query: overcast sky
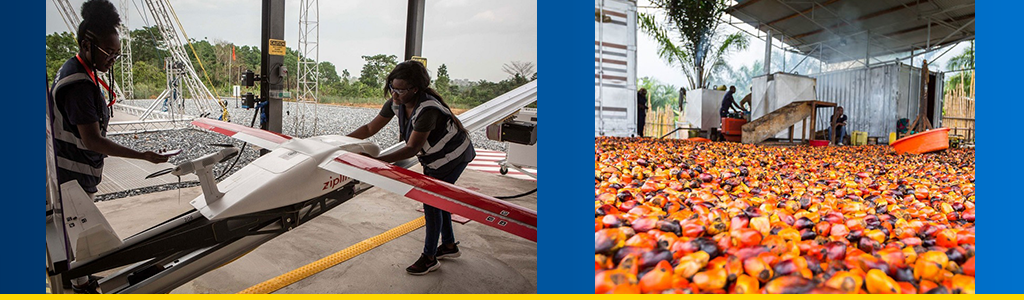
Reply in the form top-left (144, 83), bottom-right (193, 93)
top-left (635, 0), bottom-right (972, 88)
top-left (46, 0), bottom-right (537, 82)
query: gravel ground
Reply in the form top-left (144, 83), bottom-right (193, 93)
top-left (99, 99), bottom-right (506, 201)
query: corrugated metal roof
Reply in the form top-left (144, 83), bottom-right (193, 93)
top-left (726, 0), bottom-right (974, 63)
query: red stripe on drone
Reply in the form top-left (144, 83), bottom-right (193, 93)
top-left (334, 153), bottom-right (537, 228)
top-left (192, 118), bottom-right (292, 145)
top-left (406, 188), bottom-right (536, 242)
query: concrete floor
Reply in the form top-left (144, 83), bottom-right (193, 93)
top-left (94, 166), bottom-right (537, 294)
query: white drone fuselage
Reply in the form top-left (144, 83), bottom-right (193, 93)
top-left (189, 135), bottom-right (380, 220)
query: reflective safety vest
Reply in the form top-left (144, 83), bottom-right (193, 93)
top-left (393, 94), bottom-right (473, 172)
top-left (47, 57), bottom-right (110, 193)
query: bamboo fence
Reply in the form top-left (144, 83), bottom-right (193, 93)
top-left (643, 105), bottom-right (677, 138)
top-left (941, 70), bottom-right (975, 141)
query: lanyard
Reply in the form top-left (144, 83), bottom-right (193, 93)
top-left (75, 54), bottom-right (116, 107)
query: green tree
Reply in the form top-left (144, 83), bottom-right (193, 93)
top-left (638, 77), bottom-right (679, 111)
top-left (358, 54), bottom-right (398, 89)
top-left (46, 32), bottom-right (78, 80)
top-left (435, 64), bottom-right (452, 94)
top-left (638, 0), bottom-right (749, 90)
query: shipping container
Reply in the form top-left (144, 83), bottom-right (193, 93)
top-left (749, 64), bottom-right (944, 143)
top-left (595, 0), bottom-right (637, 136)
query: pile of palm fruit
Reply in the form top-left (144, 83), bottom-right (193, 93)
top-left (595, 137), bottom-right (975, 294)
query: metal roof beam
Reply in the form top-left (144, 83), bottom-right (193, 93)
top-left (757, 0), bottom-right (842, 30)
top-left (792, 0), bottom-right (931, 39)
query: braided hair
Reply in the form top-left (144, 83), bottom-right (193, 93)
top-left (385, 60), bottom-right (467, 132)
top-left (77, 0), bottom-right (121, 46)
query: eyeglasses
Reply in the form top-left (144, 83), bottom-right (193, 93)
top-left (389, 85), bottom-right (414, 95)
top-left (93, 44), bottom-right (121, 62)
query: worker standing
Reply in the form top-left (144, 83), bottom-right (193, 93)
top-left (637, 88), bottom-right (649, 137)
top-left (678, 87), bottom-right (686, 113)
top-left (47, 0), bottom-right (170, 293)
top-left (347, 60), bottom-right (476, 275)
top-left (719, 86), bottom-right (742, 117)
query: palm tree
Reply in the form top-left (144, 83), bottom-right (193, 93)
top-left (944, 41), bottom-right (974, 95)
top-left (639, 0), bottom-right (748, 90)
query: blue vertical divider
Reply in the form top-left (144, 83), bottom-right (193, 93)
top-left (537, 0), bottom-right (592, 294)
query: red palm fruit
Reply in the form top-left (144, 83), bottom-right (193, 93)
top-left (763, 275), bottom-right (816, 294)
top-left (830, 224), bottom-right (850, 238)
top-left (692, 268), bottom-right (728, 291)
top-left (681, 223), bottom-right (706, 238)
top-left (744, 256), bottom-right (774, 283)
top-left (730, 215), bottom-right (750, 232)
top-left (731, 228), bottom-right (763, 248)
top-left (865, 269), bottom-right (901, 294)
top-left (639, 260), bottom-right (674, 293)
top-left (824, 271), bottom-right (863, 294)
top-left (708, 256), bottom-right (728, 270)
top-left (950, 274), bottom-right (975, 294)
top-left (824, 241), bottom-right (847, 261)
top-left (669, 240), bottom-right (698, 259)
top-left (898, 282), bottom-right (917, 294)
top-left (732, 274), bottom-right (759, 294)
top-left (757, 252), bottom-right (780, 268)
top-left (876, 247), bottom-right (907, 269)
top-left (962, 256), bottom-right (975, 276)
top-left (846, 218), bottom-right (867, 232)
top-left (918, 280), bottom-right (940, 293)
top-left (957, 230), bottom-right (975, 245)
top-left (815, 221), bottom-right (832, 236)
top-left (935, 229), bottom-right (958, 248)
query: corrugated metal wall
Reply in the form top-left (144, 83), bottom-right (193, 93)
top-left (810, 63), bottom-right (938, 142)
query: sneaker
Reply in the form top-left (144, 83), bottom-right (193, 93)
top-left (406, 254), bottom-right (440, 275)
top-left (71, 275), bottom-right (102, 294)
top-left (436, 242), bottom-right (461, 260)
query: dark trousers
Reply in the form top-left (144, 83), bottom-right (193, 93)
top-left (637, 111), bottom-right (646, 136)
top-left (420, 157), bottom-right (471, 257)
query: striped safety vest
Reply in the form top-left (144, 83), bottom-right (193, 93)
top-left (393, 95), bottom-right (473, 171)
top-left (47, 57), bottom-right (110, 193)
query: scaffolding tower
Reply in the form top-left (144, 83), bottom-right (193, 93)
top-left (119, 0), bottom-right (134, 100)
top-left (51, 0), bottom-right (126, 103)
top-left (295, 0), bottom-right (320, 137)
top-left (141, 0), bottom-right (221, 119)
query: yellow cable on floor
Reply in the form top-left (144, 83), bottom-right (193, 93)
top-left (237, 216), bottom-right (426, 294)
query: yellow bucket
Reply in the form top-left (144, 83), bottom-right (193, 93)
top-left (889, 132), bottom-right (897, 145)
top-left (852, 131), bottom-right (868, 146)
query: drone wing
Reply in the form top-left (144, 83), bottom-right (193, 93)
top-left (320, 151), bottom-right (537, 242)
top-left (191, 118), bottom-right (292, 150)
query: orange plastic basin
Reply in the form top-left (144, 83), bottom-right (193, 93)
top-left (891, 128), bottom-right (950, 154)
top-left (687, 137), bottom-right (711, 142)
top-left (809, 140), bottom-right (829, 147)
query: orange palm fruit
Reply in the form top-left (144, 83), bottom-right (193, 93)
top-left (731, 227), bottom-right (763, 248)
top-left (935, 229), bottom-right (958, 248)
top-left (865, 269), bottom-right (901, 294)
top-left (824, 271), bottom-right (863, 293)
top-left (830, 224), bottom-right (850, 238)
top-left (778, 228), bottom-right (801, 242)
top-left (692, 268), bottom-right (728, 291)
top-left (674, 251), bottom-right (710, 279)
top-left (724, 255), bottom-right (745, 282)
top-left (595, 269), bottom-right (637, 294)
top-left (950, 274), bottom-right (975, 294)
top-left (914, 251), bottom-right (949, 282)
top-left (733, 274), bottom-right (760, 294)
top-left (897, 282), bottom-right (917, 294)
top-left (743, 256), bottom-right (774, 283)
top-left (639, 260), bottom-right (673, 293)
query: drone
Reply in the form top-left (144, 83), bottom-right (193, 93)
top-left (47, 118), bottom-right (536, 293)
